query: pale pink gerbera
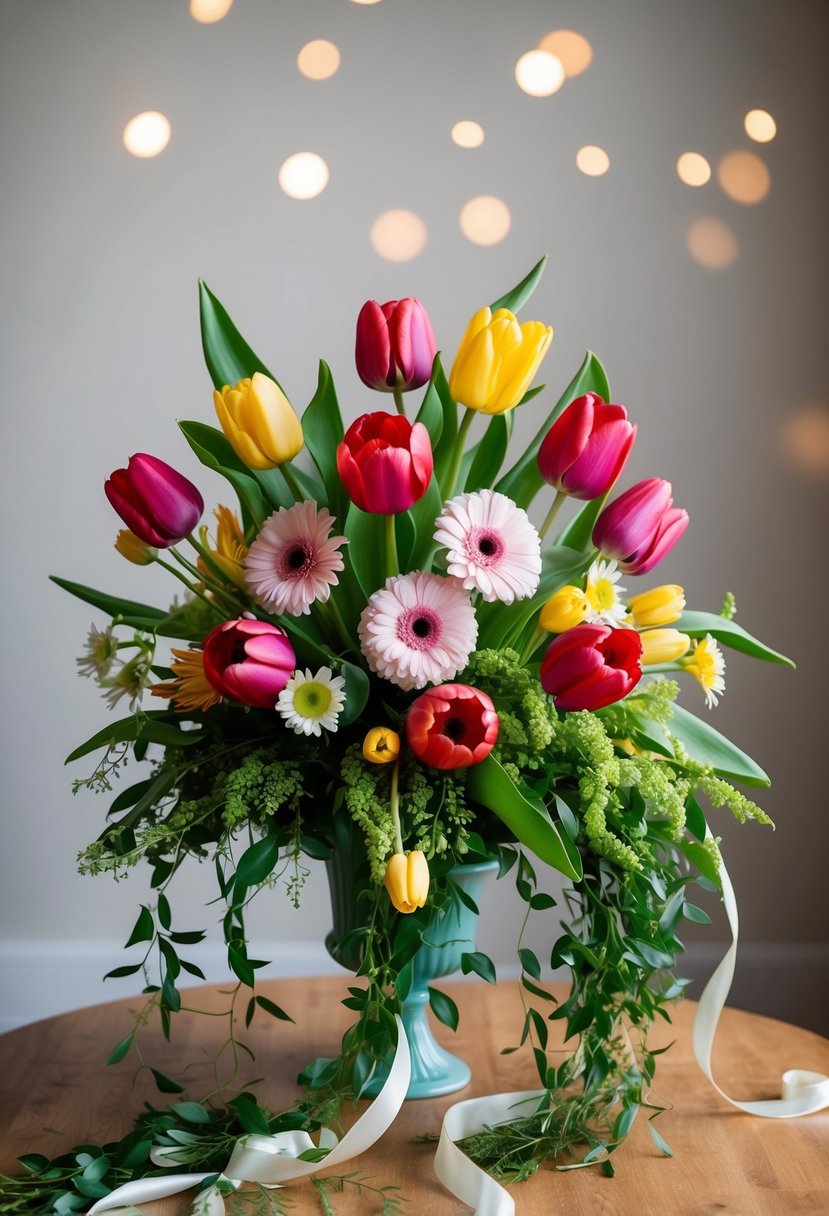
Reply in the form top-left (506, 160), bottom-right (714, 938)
top-left (358, 571), bottom-right (478, 691)
top-left (245, 501), bottom-right (347, 616)
top-left (434, 489), bottom-right (541, 604)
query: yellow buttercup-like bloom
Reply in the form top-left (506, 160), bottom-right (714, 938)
top-left (449, 307), bottom-right (553, 415)
top-left (639, 628), bottom-right (691, 665)
top-left (362, 727), bottom-right (401, 765)
top-left (214, 372), bottom-right (303, 470)
top-left (384, 851), bottom-right (430, 914)
top-left (199, 505), bottom-right (247, 587)
top-left (151, 648), bottom-right (221, 714)
top-left (539, 585), bottom-right (590, 633)
top-left (115, 528), bottom-right (157, 566)
top-left (628, 584), bottom-right (686, 629)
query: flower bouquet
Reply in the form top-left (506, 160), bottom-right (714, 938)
top-left (31, 257), bottom-right (796, 1200)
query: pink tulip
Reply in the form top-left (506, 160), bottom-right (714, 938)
top-left (105, 454), bottom-right (203, 548)
top-left (540, 623), bottom-right (642, 712)
top-left (336, 411), bottom-right (433, 514)
top-left (202, 616), bottom-right (295, 709)
top-left (593, 478), bottom-right (689, 575)
top-left (537, 393), bottom-right (636, 500)
top-left (356, 298), bottom-right (437, 393)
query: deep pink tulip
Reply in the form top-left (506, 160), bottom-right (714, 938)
top-left (592, 478), bottom-right (689, 575)
top-left (537, 392), bottom-right (636, 501)
top-left (105, 454), bottom-right (204, 548)
top-left (540, 623), bottom-right (642, 712)
top-left (356, 298), bottom-right (437, 393)
top-left (202, 616), bottom-right (296, 709)
top-left (336, 411), bottom-right (433, 514)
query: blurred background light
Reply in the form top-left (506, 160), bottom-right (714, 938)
top-left (278, 152), bottom-right (329, 200)
top-left (745, 108), bottom-right (777, 142)
top-left (297, 40), bottom-right (341, 81)
top-left (782, 406), bottom-right (829, 478)
top-left (370, 209), bottom-right (427, 261)
top-left (459, 195), bottom-right (511, 245)
top-left (189, 0), bottom-right (233, 23)
top-left (717, 150), bottom-right (771, 203)
top-left (451, 120), bottom-right (485, 148)
top-left (677, 151), bottom-right (711, 186)
top-left (576, 144), bottom-right (610, 176)
top-left (687, 216), bottom-right (739, 268)
top-left (537, 29), bottom-right (593, 78)
top-left (122, 111), bottom-right (171, 158)
top-left (515, 49), bottom-right (565, 97)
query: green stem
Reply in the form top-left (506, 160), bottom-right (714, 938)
top-left (392, 386), bottom-right (406, 416)
top-left (642, 662), bottom-right (682, 673)
top-left (518, 624), bottom-right (548, 667)
top-left (281, 463), bottom-right (305, 502)
top-left (539, 490), bottom-right (567, 542)
top-left (443, 407), bottom-right (476, 500)
top-left (181, 538), bottom-right (247, 614)
top-left (384, 514), bottom-right (399, 580)
top-left (389, 759), bottom-right (403, 853)
top-left (153, 557), bottom-right (223, 618)
top-left (326, 594), bottom-right (355, 654)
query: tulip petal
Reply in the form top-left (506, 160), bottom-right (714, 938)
top-left (355, 299), bottom-right (393, 390)
top-left (564, 420), bottom-right (636, 500)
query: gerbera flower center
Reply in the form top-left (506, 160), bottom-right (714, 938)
top-left (293, 681), bottom-right (333, 718)
top-left (398, 606), bottom-right (443, 650)
top-left (280, 543), bottom-right (314, 577)
top-left (466, 526), bottom-right (505, 567)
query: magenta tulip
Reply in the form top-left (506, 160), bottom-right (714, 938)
top-left (592, 478), bottom-right (689, 575)
top-left (356, 298), bottom-right (437, 393)
top-left (537, 393), bottom-right (636, 500)
top-left (105, 453), bottom-right (204, 548)
top-left (540, 623), bottom-right (642, 712)
top-left (336, 411), bottom-right (433, 514)
top-left (202, 616), bottom-right (295, 709)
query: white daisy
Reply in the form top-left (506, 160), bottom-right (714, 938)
top-left (76, 623), bottom-right (118, 681)
top-left (433, 489), bottom-right (541, 604)
top-left (245, 501), bottom-right (347, 616)
top-left (681, 634), bottom-right (726, 709)
top-left (276, 666), bottom-right (346, 736)
top-left (584, 558), bottom-right (629, 627)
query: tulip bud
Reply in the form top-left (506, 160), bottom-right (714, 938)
top-left (539, 585), bottom-right (591, 633)
top-left (449, 306), bottom-right (553, 415)
top-left (336, 411), bottom-right (433, 514)
top-left (115, 529), bottom-right (157, 566)
top-left (639, 628), bottom-right (691, 665)
top-left (356, 298), bottom-right (437, 393)
top-left (384, 851), bottom-right (430, 914)
top-left (593, 478), bottom-right (689, 576)
top-left (627, 584), bottom-right (686, 628)
top-left (362, 727), bottom-right (401, 764)
top-left (540, 623), bottom-right (642, 712)
top-left (105, 454), bottom-right (204, 549)
top-left (202, 616), bottom-right (295, 709)
top-left (214, 373), bottom-right (303, 470)
top-left (537, 393), bottom-right (636, 501)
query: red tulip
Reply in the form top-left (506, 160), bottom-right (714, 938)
top-left (202, 616), bottom-right (295, 709)
top-left (537, 393), bottom-right (636, 501)
top-left (336, 411), bottom-right (433, 514)
top-left (406, 683), bottom-right (499, 770)
top-left (105, 453), bottom-right (203, 548)
top-left (592, 478), bottom-right (689, 575)
top-left (540, 623), bottom-right (642, 712)
top-left (356, 297), bottom-right (437, 393)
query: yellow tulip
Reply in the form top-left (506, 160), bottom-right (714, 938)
top-left (539, 585), bottom-right (591, 633)
top-left (214, 372), bottom-right (303, 470)
top-left (449, 307), bottom-right (553, 415)
top-left (114, 529), bottom-right (156, 566)
top-left (362, 727), bottom-right (401, 765)
top-left (639, 628), bottom-right (691, 665)
top-left (384, 851), bottom-right (430, 914)
top-left (628, 584), bottom-right (685, 628)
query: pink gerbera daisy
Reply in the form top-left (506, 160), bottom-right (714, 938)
top-left (358, 572), bottom-right (478, 691)
top-left (245, 501), bottom-right (347, 616)
top-left (433, 489), bottom-right (541, 604)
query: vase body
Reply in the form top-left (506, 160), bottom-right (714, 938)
top-left (325, 846), bottom-right (498, 1099)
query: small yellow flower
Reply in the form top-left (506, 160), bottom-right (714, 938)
top-left (639, 628), bottom-right (691, 665)
top-left (628, 584), bottom-right (685, 628)
top-left (214, 372), bottom-right (303, 470)
top-left (151, 648), bottom-right (221, 714)
top-left (449, 306), bottom-right (553, 415)
top-left (199, 505), bottom-right (248, 587)
top-left (115, 529), bottom-right (157, 566)
top-left (539, 585), bottom-right (590, 633)
top-left (680, 634), bottom-right (726, 708)
top-left (384, 851), bottom-right (429, 914)
top-left (613, 737), bottom-right (641, 756)
top-left (362, 727), bottom-right (401, 765)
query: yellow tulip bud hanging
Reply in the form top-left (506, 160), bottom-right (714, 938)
top-left (539, 585), bottom-right (591, 633)
top-left (362, 727), bottom-right (401, 765)
top-left (214, 372), bottom-right (303, 470)
top-left (628, 584), bottom-right (686, 629)
top-left (114, 529), bottom-right (157, 566)
top-left (639, 628), bottom-right (692, 665)
top-left (384, 851), bottom-right (429, 914)
top-left (449, 307), bottom-right (553, 415)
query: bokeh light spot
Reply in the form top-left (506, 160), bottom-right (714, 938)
top-left (783, 406), bottom-right (829, 478)
top-left (515, 50), bottom-right (565, 97)
top-left (459, 196), bottom-right (511, 246)
top-left (717, 150), bottom-right (771, 204)
top-left (189, 0), bottom-right (233, 22)
top-left (123, 111), bottom-right (171, 158)
top-left (370, 210), bottom-right (427, 261)
top-left (677, 151), bottom-right (711, 187)
top-left (576, 145), bottom-right (610, 176)
top-left (452, 120), bottom-right (485, 148)
top-left (537, 29), bottom-right (593, 78)
top-left (744, 108), bottom-right (777, 143)
top-left (278, 152), bottom-right (329, 200)
top-left (297, 40), bottom-right (341, 80)
top-left (687, 217), bottom-right (739, 268)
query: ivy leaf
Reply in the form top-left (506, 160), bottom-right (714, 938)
top-left (124, 906), bottom-right (154, 949)
top-left (460, 951), bottom-right (497, 984)
top-left (151, 1069), bottom-right (185, 1094)
top-left (234, 834), bottom-right (281, 893)
top-left (428, 986), bottom-right (459, 1031)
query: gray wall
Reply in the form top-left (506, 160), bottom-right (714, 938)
top-left (1, 0), bottom-right (827, 1032)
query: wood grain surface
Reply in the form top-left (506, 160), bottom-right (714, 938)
top-left (1, 978), bottom-right (828, 1215)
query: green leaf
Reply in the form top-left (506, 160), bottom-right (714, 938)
top-left (648, 1119), bottom-right (674, 1156)
top-left (557, 490), bottom-right (610, 551)
top-left (519, 947), bottom-right (541, 979)
top-left (683, 902), bottom-right (712, 924)
top-left (302, 361), bottom-right (346, 520)
top-left (228, 1093), bottom-right (271, 1135)
top-left (171, 1101), bottom-right (213, 1124)
top-left (428, 986), bottom-right (459, 1031)
top-left (676, 611), bottom-right (794, 667)
top-left (255, 995), bottom-right (294, 1022)
top-left (67, 716), bottom-right (201, 765)
top-left (343, 504), bottom-right (386, 598)
top-left (106, 1031), bottom-right (135, 1065)
top-left (151, 1068), bottom-right (185, 1094)
top-left (426, 356), bottom-right (459, 493)
top-left (666, 702), bottom-right (770, 786)
top-left (405, 476), bottom-right (444, 570)
top-left (17, 1154), bottom-right (50, 1174)
top-left (108, 779), bottom-right (155, 817)
top-left (125, 906), bottom-right (154, 948)
top-left (460, 951), bottom-right (497, 984)
top-left (103, 964), bottom-right (143, 980)
top-left (234, 833), bottom-right (280, 891)
top-left (490, 256), bottom-right (548, 313)
top-left (464, 413), bottom-right (513, 493)
top-left (157, 893), bottom-right (172, 930)
top-left (680, 840), bottom-right (722, 887)
top-left (466, 755), bottom-right (582, 880)
top-left (337, 662), bottom-right (370, 727)
top-left (106, 769), bottom-right (179, 835)
top-left (477, 544), bottom-right (592, 651)
top-left (178, 420), bottom-right (270, 524)
top-left (685, 794), bottom-right (707, 841)
top-left (50, 576), bottom-right (167, 631)
top-left (495, 351), bottom-right (610, 509)
top-left (199, 279), bottom-right (278, 391)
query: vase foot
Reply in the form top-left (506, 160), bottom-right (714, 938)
top-left (362, 1045), bottom-right (471, 1100)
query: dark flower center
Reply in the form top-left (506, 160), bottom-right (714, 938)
top-left (412, 616), bottom-right (431, 638)
top-left (287, 545), bottom-right (308, 571)
top-left (444, 716), bottom-right (465, 741)
top-left (477, 536), bottom-right (497, 556)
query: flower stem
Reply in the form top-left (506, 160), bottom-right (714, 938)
top-left (178, 540), bottom-right (244, 615)
top-left (153, 557), bottom-right (223, 618)
top-left (539, 490), bottom-right (567, 542)
top-left (443, 407), bottom-right (476, 500)
top-left (326, 594), bottom-right (355, 654)
top-left (384, 514), bottom-right (399, 580)
top-left (518, 624), bottom-right (548, 667)
top-left (392, 386), bottom-right (406, 416)
top-left (389, 759), bottom-right (403, 853)
top-left (281, 463), bottom-right (305, 502)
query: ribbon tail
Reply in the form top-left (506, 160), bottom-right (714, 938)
top-left (88, 1173), bottom-right (215, 1214)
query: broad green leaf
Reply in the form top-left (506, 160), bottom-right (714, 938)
top-left (199, 279), bottom-right (279, 391)
top-left (338, 662), bottom-right (370, 726)
top-left (171, 1102), bottom-right (213, 1124)
top-left (125, 906), bottom-right (154, 948)
top-left (464, 413), bottom-right (513, 493)
top-left (50, 577), bottom-right (167, 630)
top-left (477, 544), bottom-right (592, 651)
top-left (557, 490), bottom-right (610, 551)
top-left (428, 986), bottom-right (459, 1030)
top-left (67, 716), bottom-right (202, 764)
top-left (344, 504), bottom-right (386, 598)
top-left (648, 702), bottom-right (770, 787)
top-left (676, 611), bottom-right (794, 667)
top-left (466, 755), bottom-right (583, 880)
top-left (405, 475), bottom-right (443, 570)
top-left (179, 420), bottom-right (270, 524)
top-left (681, 840), bottom-right (722, 887)
top-left (395, 509), bottom-right (417, 570)
top-left (427, 356), bottom-right (460, 492)
top-left (414, 355), bottom-right (446, 449)
top-left (228, 1093), bottom-right (271, 1135)
top-left (302, 360), bottom-right (346, 520)
top-left (234, 833), bottom-right (280, 891)
top-left (495, 352), bottom-right (610, 509)
top-left (490, 256), bottom-right (548, 313)
top-left (461, 951), bottom-right (497, 984)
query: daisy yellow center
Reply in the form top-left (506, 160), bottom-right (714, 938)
top-left (293, 681), bottom-right (333, 718)
top-left (586, 576), bottom-right (619, 613)
top-left (685, 639), bottom-right (720, 688)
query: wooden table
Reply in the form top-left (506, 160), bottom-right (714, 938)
top-left (1, 978), bottom-right (828, 1214)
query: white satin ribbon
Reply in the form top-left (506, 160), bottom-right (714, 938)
top-left (88, 1013), bottom-right (411, 1216)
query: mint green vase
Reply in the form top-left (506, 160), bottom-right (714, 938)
top-left (325, 848), bottom-right (498, 1100)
